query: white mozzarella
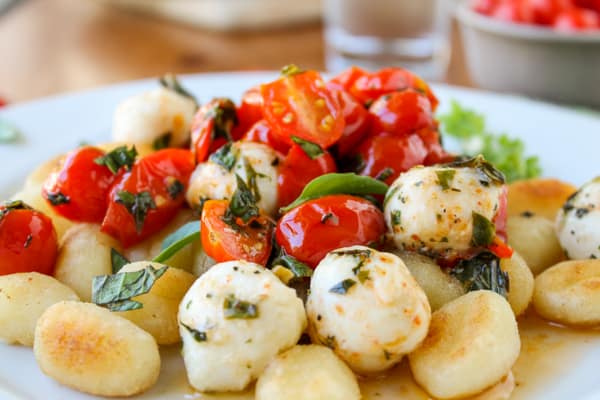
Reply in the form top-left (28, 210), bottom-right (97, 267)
top-left (178, 260), bottom-right (306, 392)
top-left (556, 177), bottom-right (600, 260)
top-left (306, 245), bottom-right (431, 375)
top-left (112, 87), bottom-right (196, 147)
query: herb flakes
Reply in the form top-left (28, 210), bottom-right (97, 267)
top-left (471, 212), bottom-right (495, 247)
top-left (180, 322), bottom-right (207, 342)
top-left (435, 169), bottom-right (456, 190)
top-left (152, 132), bottom-right (172, 150)
top-left (291, 136), bottom-right (324, 159)
top-left (116, 190), bottom-right (156, 233)
top-left (209, 142), bottom-right (238, 171)
top-left (94, 145), bottom-right (138, 174)
top-left (450, 251), bottom-right (509, 298)
top-left (329, 279), bottom-right (356, 295)
top-left (223, 295), bottom-right (259, 319)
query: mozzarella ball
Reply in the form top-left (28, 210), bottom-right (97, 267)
top-left (306, 245), bottom-right (431, 375)
top-left (556, 177), bottom-right (600, 260)
top-left (178, 260), bottom-right (306, 392)
top-left (408, 291), bottom-right (520, 399)
top-left (508, 178), bottom-right (577, 220)
top-left (533, 259), bottom-right (600, 327)
top-left (186, 141), bottom-right (280, 216)
top-left (0, 273), bottom-right (79, 346)
top-left (112, 87), bottom-right (196, 148)
top-left (256, 345), bottom-right (361, 400)
top-left (385, 165), bottom-right (504, 259)
top-left (500, 252), bottom-right (534, 316)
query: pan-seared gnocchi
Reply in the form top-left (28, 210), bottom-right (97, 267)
top-left (408, 291), bottom-right (520, 399)
top-left (533, 259), bottom-right (600, 327)
top-left (255, 345), bottom-right (361, 400)
top-left (34, 301), bottom-right (160, 397)
top-left (507, 178), bottom-right (576, 220)
top-left (0, 273), bottom-right (79, 346)
top-left (500, 252), bottom-right (534, 316)
top-left (306, 246), bottom-right (431, 375)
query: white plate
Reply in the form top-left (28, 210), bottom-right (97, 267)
top-left (0, 72), bottom-right (599, 400)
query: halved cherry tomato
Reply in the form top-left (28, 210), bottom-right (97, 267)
top-left (276, 195), bottom-right (386, 268)
top-left (327, 83), bottom-right (370, 158)
top-left (232, 87), bottom-right (264, 138)
top-left (368, 90), bottom-right (435, 137)
top-left (553, 7), bottom-right (600, 30)
top-left (101, 149), bottom-right (195, 247)
top-left (261, 69), bottom-right (344, 149)
top-left (351, 133), bottom-right (429, 185)
top-left (201, 199), bottom-right (273, 266)
top-left (277, 144), bottom-right (337, 209)
top-left (242, 119), bottom-right (291, 154)
top-left (42, 147), bottom-right (116, 222)
top-left (0, 201), bottom-right (58, 275)
top-left (190, 98), bottom-right (238, 163)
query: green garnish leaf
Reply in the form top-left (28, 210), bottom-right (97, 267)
top-left (206, 98), bottom-right (238, 142)
top-left (271, 254), bottom-right (313, 280)
top-left (281, 173), bottom-right (389, 213)
top-left (281, 64), bottom-right (304, 77)
top-left (243, 157), bottom-right (264, 202)
top-left (223, 295), bottom-right (259, 319)
top-left (450, 251), bottom-right (509, 298)
top-left (152, 132), bottom-right (172, 150)
top-left (92, 265), bottom-right (168, 311)
top-left (225, 174), bottom-right (260, 224)
top-left (180, 322), bottom-right (207, 342)
top-left (209, 142), bottom-right (238, 171)
top-left (153, 221), bottom-right (200, 263)
top-left (0, 120), bottom-right (21, 143)
top-left (94, 145), bottom-right (138, 174)
top-left (329, 279), bottom-right (357, 295)
top-left (439, 101), bottom-right (541, 182)
top-left (435, 169), bottom-right (456, 190)
top-left (375, 167), bottom-right (394, 182)
top-left (357, 269), bottom-right (370, 284)
top-left (0, 200), bottom-right (32, 220)
top-left (110, 248), bottom-right (130, 274)
top-left (159, 74), bottom-right (198, 105)
top-left (291, 136), bottom-right (324, 159)
top-left (445, 155), bottom-right (505, 186)
top-left (167, 179), bottom-right (185, 199)
top-left (46, 191), bottom-right (70, 206)
top-left (116, 190), bottom-right (156, 233)
top-left (471, 212), bottom-right (495, 247)
top-left (391, 210), bottom-right (402, 226)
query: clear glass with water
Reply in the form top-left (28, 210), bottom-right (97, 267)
top-left (324, 0), bottom-right (453, 81)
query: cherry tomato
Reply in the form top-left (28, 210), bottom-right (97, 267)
top-left (529, 0), bottom-right (573, 24)
top-left (327, 83), bottom-right (370, 158)
top-left (574, 0), bottom-right (600, 12)
top-left (232, 87), bottom-right (264, 138)
top-left (488, 236), bottom-right (514, 259)
top-left (201, 200), bottom-right (273, 266)
top-left (368, 90), bottom-right (435, 137)
top-left (277, 144), bottom-right (337, 209)
top-left (101, 149), bottom-right (195, 247)
top-left (471, 0), bottom-right (500, 15)
top-left (414, 128), bottom-right (454, 165)
top-left (351, 133), bottom-right (429, 185)
top-left (190, 98), bottom-right (238, 163)
top-left (276, 195), bottom-right (386, 267)
top-left (242, 119), bottom-right (291, 154)
top-left (42, 147), bottom-right (116, 222)
top-left (492, 0), bottom-right (536, 23)
top-left (0, 201), bottom-right (58, 276)
top-left (553, 7), bottom-right (600, 30)
top-left (261, 69), bottom-right (344, 149)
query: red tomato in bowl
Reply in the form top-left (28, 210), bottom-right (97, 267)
top-left (554, 7), bottom-right (600, 30)
top-left (529, 0), bottom-right (573, 24)
top-left (327, 83), bottom-right (370, 158)
top-left (472, 0), bottom-right (501, 15)
top-left (368, 90), bottom-right (436, 137)
top-left (190, 98), bottom-right (239, 163)
top-left (574, 0), bottom-right (600, 12)
top-left (276, 195), bottom-right (386, 268)
top-left (492, 0), bottom-right (536, 23)
top-left (0, 201), bottom-right (58, 276)
top-left (233, 86), bottom-right (263, 138)
top-left (242, 119), bottom-right (290, 154)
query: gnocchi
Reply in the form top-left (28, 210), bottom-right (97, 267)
top-left (507, 178), bottom-right (576, 220)
top-left (500, 251), bottom-right (534, 316)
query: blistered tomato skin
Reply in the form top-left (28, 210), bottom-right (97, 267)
top-left (0, 204), bottom-right (58, 276)
top-left (242, 119), bottom-right (290, 155)
top-left (368, 90), bottom-right (435, 137)
top-left (276, 195), bottom-right (386, 268)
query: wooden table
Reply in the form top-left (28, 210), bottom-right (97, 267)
top-left (0, 0), bottom-right (472, 103)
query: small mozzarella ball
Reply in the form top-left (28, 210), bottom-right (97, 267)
top-left (507, 214), bottom-right (564, 275)
top-left (409, 291), bottom-right (520, 399)
top-left (385, 165), bottom-right (504, 258)
top-left (256, 345), bottom-right (361, 400)
top-left (500, 252), bottom-right (534, 316)
top-left (186, 141), bottom-right (280, 216)
top-left (178, 260), bottom-right (306, 392)
top-left (507, 178), bottom-right (577, 220)
top-left (112, 87), bottom-right (196, 148)
top-left (556, 177), bottom-right (600, 260)
top-left (306, 245), bottom-right (431, 375)
top-left (533, 259), bottom-right (600, 326)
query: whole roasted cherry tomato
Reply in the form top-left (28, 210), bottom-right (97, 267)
top-left (492, 0), bottom-right (536, 23)
top-left (554, 7), bottom-right (600, 30)
top-left (414, 128), bottom-right (453, 165)
top-left (191, 98), bottom-right (238, 163)
top-left (101, 149), bottom-right (195, 247)
top-left (0, 201), bottom-right (58, 275)
top-left (276, 195), bottom-right (386, 268)
top-left (242, 119), bottom-right (290, 154)
top-left (327, 83), bottom-right (370, 158)
top-left (261, 67), bottom-right (344, 149)
top-left (529, 0), bottom-right (572, 24)
top-left (574, 0), bottom-right (600, 12)
top-left (232, 87), bottom-right (264, 138)
top-left (368, 90), bottom-right (435, 137)
top-left (42, 146), bottom-right (117, 222)
top-left (351, 133), bottom-right (429, 185)
top-left (201, 200), bottom-right (273, 266)
top-left (277, 144), bottom-right (337, 209)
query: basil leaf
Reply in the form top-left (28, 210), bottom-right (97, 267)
top-left (46, 191), bottom-right (70, 206)
top-left (116, 191), bottom-right (156, 233)
top-left (281, 64), bottom-right (304, 77)
top-left (167, 179), bottom-right (185, 199)
top-left (111, 248), bottom-right (130, 274)
top-left (0, 119), bottom-right (21, 143)
top-left (0, 200), bottom-right (32, 220)
top-left (281, 173), bottom-right (389, 213)
top-left (207, 98), bottom-right (238, 142)
top-left (375, 167), bottom-right (394, 182)
top-left (209, 142), bottom-right (238, 171)
top-left (329, 279), bottom-right (356, 295)
top-left (471, 212), bottom-right (495, 247)
top-left (291, 136), bottom-right (324, 159)
top-left (223, 295), bottom-right (259, 319)
top-left (243, 158), bottom-right (265, 202)
top-left (92, 265), bottom-right (168, 311)
top-left (271, 254), bottom-right (313, 280)
top-left (159, 74), bottom-right (198, 105)
top-left (435, 169), bottom-right (456, 191)
top-left (227, 174), bottom-right (259, 224)
top-left (180, 322), bottom-right (207, 342)
top-left (95, 145), bottom-right (138, 174)
top-left (450, 251), bottom-right (509, 298)
top-left (153, 221), bottom-right (201, 263)
top-left (152, 132), bottom-right (172, 150)
top-left (444, 155), bottom-right (505, 186)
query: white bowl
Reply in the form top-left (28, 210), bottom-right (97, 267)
top-left (456, 2), bottom-right (600, 108)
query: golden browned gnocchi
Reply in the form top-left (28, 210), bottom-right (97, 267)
top-left (34, 301), bottom-right (160, 397)
top-left (533, 259), bottom-right (600, 327)
top-left (500, 252), bottom-right (534, 316)
top-left (408, 291), bottom-right (520, 399)
top-left (0, 273), bottom-right (79, 346)
top-left (507, 178), bottom-right (576, 220)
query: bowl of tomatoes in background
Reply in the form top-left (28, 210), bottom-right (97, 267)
top-left (456, 0), bottom-right (600, 108)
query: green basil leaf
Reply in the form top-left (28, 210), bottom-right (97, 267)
top-left (450, 251), bottom-right (509, 298)
top-left (180, 322), bottom-right (207, 342)
top-left (0, 200), bottom-right (33, 220)
top-left (227, 174), bottom-right (259, 224)
top-left (152, 132), bottom-right (172, 150)
top-left (281, 64), bottom-right (304, 77)
top-left (435, 169), bottom-right (456, 191)
top-left (95, 145), bottom-right (138, 174)
top-left (281, 173), bottom-right (389, 213)
top-left (167, 179), bottom-right (185, 199)
top-left (223, 295), bottom-right (259, 319)
top-left (0, 119), bottom-right (21, 143)
top-left (111, 248), bottom-right (130, 274)
top-left (153, 221), bottom-right (201, 263)
top-left (271, 254), bottom-right (313, 280)
top-left (375, 167), bottom-right (394, 182)
top-left (444, 155), bottom-right (505, 186)
top-left (209, 142), bottom-right (238, 171)
top-left (471, 212), bottom-right (495, 247)
top-left (159, 74), bottom-right (198, 105)
top-left (291, 136), bottom-right (324, 159)
top-left (329, 278), bottom-right (356, 295)
top-left (46, 191), bottom-right (70, 206)
top-left (207, 98), bottom-right (238, 142)
top-left (116, 190), bottom-right (156, 233)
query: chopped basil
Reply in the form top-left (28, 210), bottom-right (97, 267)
top-left (223, 295), bottom-right (259, 319)
top-left (435, 169), bottom-right (456, 190)
top-left (153, 221), bottom-right (200, 263)
top-left (243, 158), bottom-right (265, 202)
top-left (180, 322), bottom-right (207, 342)
top-left (0, 200), bottom-right (32, 221)
top-left (116, 190), bottom-right (156, 233)
top-left (152, 132), bottom-right (172, 150)
top-left (206, 98), bottom-right (238, 142)
top-left (332, 249), bottom-right (372, 279)
top-left (471, 212), bottom-right (495, 247)
top-left (225, 174), bottom-right (260, 224)
top-left (391, 210), bottom-right (402, 226)
top-left (159, 74), bottom-right (198, 105)
top-left (209, 142), bottom-right (238, 171)
top-left (167, 179), bottom-right (185, 199)
top-left (575, 208), bottom-right (590, 218)
top-left (521, 211), bottom-right (534, 218)
top-left (444, 155), bottom-right (505, 186)
top-left (356, 269), bottom-right (370, 284)
top-left (291, 136), bottom-right (324, 159)
top-left (281, 64), bottom-right (304, 77)
top-left (329, 279), bottom-right (356, 295)
top-left (46, 191), bottom-right (70, 206)
top-left (375, 167), bottom-right (394, 182)
top-left (94, 145), bottom-right (138, 174)
top-left (110, 248), bottom-right (130, 274)
top-left (450, 251), bottom-right (509, 298)
top-left (271, 254), bottom-right (313, 280)
top-left (383, 186), bottom-right (400, 208)
top-left (0, 119), bottom-right (21, 143)
top-left (92, 265), bottom-right (168, 311)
